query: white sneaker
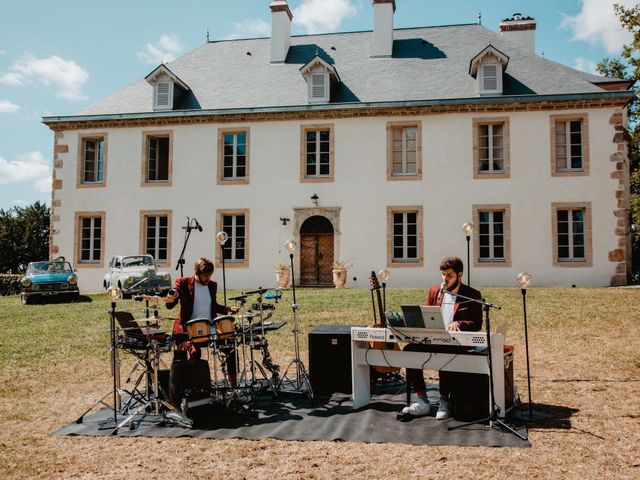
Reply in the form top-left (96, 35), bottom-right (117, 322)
top-left (436, 396), bottom-right (450, 420)
top-left (401, 399), bottom-right (431, 417)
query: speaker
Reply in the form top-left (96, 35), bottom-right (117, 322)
top-left (450, 350), bottom-right (515, 421)
top-left (308, 325), bottom-right (357, 395)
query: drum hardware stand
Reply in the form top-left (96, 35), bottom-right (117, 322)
top-left (175, 217), bottom-right (201, 277)
top-left (76, 289), bottom-right (122, 428)
top-left (445, 291), bottom-right (527, 442)
top-left (277, 241), bottom-right (313, 401)
top-left (112, 338), bottom-right (192, 434)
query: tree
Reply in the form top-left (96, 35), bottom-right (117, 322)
top-left (597, 4), bottom-right (640, 281)
top-left (0, 201), bottom-right (50, 273)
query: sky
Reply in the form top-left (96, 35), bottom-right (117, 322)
top-left (0, 0), bottom-right (635, 210)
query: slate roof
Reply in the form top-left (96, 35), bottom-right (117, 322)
top-left (76, 24), bottom-right (622, 117)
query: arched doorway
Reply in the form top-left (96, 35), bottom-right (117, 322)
top-left (300, 215), bottom-right (334, 286)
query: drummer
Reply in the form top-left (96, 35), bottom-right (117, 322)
top-left (166, 257), bottom-right (239, 386)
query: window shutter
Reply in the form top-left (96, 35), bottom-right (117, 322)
top-left (156, 82), bottom-right (170, 107)
top-left (311, 73), bottom-right (325, 99)
top-left (482, 65), bottom-right (498, 91)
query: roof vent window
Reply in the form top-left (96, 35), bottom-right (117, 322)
top-left (482, 65), bottom-right (498, 91)
top-left (156, 82), bottom-right (171, 107)
top-left (311, 73), bottom-right (326, 99)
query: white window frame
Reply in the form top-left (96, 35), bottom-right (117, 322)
top-left (557, 208), bottom-right (586, 261)
top-left (479, 63), bottom-right (502, 95)
top-left (478, 123), bottom-right (505, 173)
top-left (82, 137), bottom-right (104, 183)
top-left (478, 210), bottom-right (506, 262)
top-left (147, 135), bottom-right (170, 182)
top-left (222, 132), bottom-right (247, 179)
top-left (145, 215), bottom-right (169, 263)
top-left (392, 212), bottom-right (418, 262)
top-left (80, 217), bottom-right (102, 263)
top-left (555, 120), bottom-right (584, 172)
top-left (154, 81), bottom-right (173, 111)
top-left (222, 214), bottom-right (246, 263)
top-left (309, 72), bottom-right (328, 103)
top-left (391, 126), bottom-right (418, 176)
top-left (305, 128), bottom-right (331, 178)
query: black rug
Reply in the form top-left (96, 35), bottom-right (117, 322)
top-left (53, 390), bottom-right (530, 447)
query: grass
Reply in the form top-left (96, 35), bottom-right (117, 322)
top-left (0, 287), bottom-right (639, 478)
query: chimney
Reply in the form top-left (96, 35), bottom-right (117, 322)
top-left (371, 0), bottom-right (395, 58)
top-left (270, 0), bottom-right (293, 63)
top-left (499, 13), bottom-right (536, 54)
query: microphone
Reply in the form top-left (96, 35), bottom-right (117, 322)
top-left (438, 281), bottom-right (446, 302)
top-left (193, 218), bottom-right (203, 232)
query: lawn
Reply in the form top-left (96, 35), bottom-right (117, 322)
top-left (0, 287), bottom-right (639, 479)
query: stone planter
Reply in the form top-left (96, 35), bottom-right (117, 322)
top-left (332, 269), bottom-right (348, 288)
top-left (275, 269), bottom-right (290, 288)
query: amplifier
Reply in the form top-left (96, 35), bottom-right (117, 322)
top-left (308, 325), bottom-right (359, 395)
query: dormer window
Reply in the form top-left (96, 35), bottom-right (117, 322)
top-left (311, 73), bottom-right (327, 101)
top-left (469, 45), bottom-right (509, 96)
top-left (155, 81), bottom-right (171, 109)
top-left (299, 55), bottom-right (340, 104)
top-left (145, 64), bottom-right (190, 112)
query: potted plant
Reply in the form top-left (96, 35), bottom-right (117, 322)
top-left (332, 261), bottom-right (350, 289)
top-left (275, 261), bottom-right (290, 288)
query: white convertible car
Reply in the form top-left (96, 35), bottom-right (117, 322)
top-left (103, 254), bottom-right (172, 298)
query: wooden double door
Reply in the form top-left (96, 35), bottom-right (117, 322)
top-left (300, 233), bottom-right (334, 285)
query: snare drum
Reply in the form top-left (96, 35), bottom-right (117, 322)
top-left (185, 318), bottom-right (212, 345)
top-left (212, 315), bottom-right (236, 340)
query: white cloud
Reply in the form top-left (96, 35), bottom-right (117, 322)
top-left (0, 55), bottom-right (89, 100)
top-left (574, 57), bottom-right (598, 75)
top-left (561, 0), bottom-right (635, 55)
top-left (137, 33), bottom-right (184, 65)
top-left (0, 99), bottom-right (20, 113)
top-left (0, 151), bottom-right (51, 193)
top-left (293, 0), bottom-right (358, 34)
top-left (225, 19), bottom-right (271, 40)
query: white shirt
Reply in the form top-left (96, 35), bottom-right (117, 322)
top-left (191, 281), bottom-right (212, 320)
top-left (440, 291), bottom-right (456, 329)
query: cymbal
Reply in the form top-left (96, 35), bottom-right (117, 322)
top-left (244, 287), bottom-right (273, 295)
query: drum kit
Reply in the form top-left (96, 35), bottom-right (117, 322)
top-left (82, 287), bottom-right (287, 432)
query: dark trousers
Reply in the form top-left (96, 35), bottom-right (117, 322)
top-left (404, 343), bottom-right (464, 396)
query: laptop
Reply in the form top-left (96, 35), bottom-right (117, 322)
top-left (399, 304), bottom-right (447, 330)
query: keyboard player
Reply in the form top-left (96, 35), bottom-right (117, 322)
top-left (402, 256), bottom-right (482, 419)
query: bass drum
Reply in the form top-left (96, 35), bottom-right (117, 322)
top-left (169, 356), bottom-right (212, 426)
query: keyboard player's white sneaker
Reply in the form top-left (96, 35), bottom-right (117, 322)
top-left (436, 395), bottom-right (450, 420)
top-left (401, 399), bottom-right (431, 417)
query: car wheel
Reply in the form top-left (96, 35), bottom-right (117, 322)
top-left (21, 294), bottom-right (30, 305)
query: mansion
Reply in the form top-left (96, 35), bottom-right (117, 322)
top-left (44, 0), bottom-right (634, 292)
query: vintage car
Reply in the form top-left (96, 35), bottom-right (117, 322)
top-left (103, 255), bottom-right (171, 298)
top-left (20, 260), bottom-right (79, 304)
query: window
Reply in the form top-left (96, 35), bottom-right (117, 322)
top-left (216, 209), bottom-right (250, 268)
top-left (142, 131), bottom-right (172, 186)
top-left (75, 212), bottom-right (105, 267)
top-left (473, 204), bottom-right (511, 267)
top-left (311, 73), bottom-right (326, 100)
top-left (77, 134), bottom-right (108, 187)
top-left (481, 64), bottom-right (498, 92)
top-left (217, 128), bottom-right (250, 184)
top-left (551, 114), bottom-right (589, 176)
top-left (141, 211), bottom-right (171, 265)
top-left (387, 121), bottom-right (422, 180)
top-left (387, 206), bottom-right (423, 267)
top-left (300, 124), bottom-right (334, 183)
top-left (552, 202), bottom-right (592, 266)
top-left (473, 118), bottom-right (510, 179)
top-left (155, 82), bottom-right (171, 109)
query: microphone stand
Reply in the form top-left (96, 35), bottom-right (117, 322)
top-left (444, 289), bottom-right (527, 441)
top-left (175, 217), bottom-right (199, 278)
